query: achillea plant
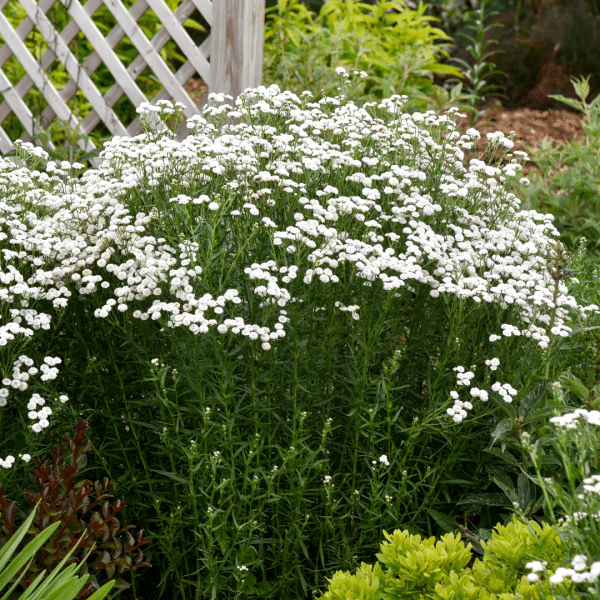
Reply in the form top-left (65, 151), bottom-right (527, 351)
top-left (1, 68), bottom-right (599, 599)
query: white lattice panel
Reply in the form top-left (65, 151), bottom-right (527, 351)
top-left (0, 0), bottom-right (214, 163)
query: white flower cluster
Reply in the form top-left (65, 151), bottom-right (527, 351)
top-left (550, 408), bottom-right (600, 429)
top-left (491, 381), bottom-right (518, 403)
top-left (334, 301), bottom-right (360, 321)
top-left (527, 555), bottom-right (600, 585)
top-left (2, 85), bottom-right (599, 466)
top-left (26, 392), bottom-right (52, 432)
top-left (485, 357), bottom-right (500, 371)
top-left (559, 510), bottom-right (600, 527)
top-left (469, 388), bottom-right (488, 401)
top-left (453, 366), bottom-right (475, 386)
top-left (583, 474), bottom-right (600, 495)
top-left (553, 557), bottom-right (600, 585)
top-left (0, 355), bottom-right (63, 430)
top-left (525, 559), bottom-right (547, 582)
top-left (0, 455), bottom-right (15, 469)
top-left (447, 391), bottom-right (472, 423)
top-left (448, 363), bottom-right (517, 422)
top-left (14, 140), bottom-right (50, 162)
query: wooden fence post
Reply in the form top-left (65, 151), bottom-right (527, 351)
top-left (211, 0), bottom-right (265, 104)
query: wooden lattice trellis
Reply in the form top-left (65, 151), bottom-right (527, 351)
top-left (0, 0), bottom-right (265, 165)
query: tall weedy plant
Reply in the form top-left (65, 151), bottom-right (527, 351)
top-left (443, 0), bottom-right (509, 126)
top-left (1, 71), bottom-right (599, 599)
top-left (501, 75), bottom-right (600, 263)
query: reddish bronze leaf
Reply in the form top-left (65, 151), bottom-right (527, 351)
top-left (0, 419), bottom-right (152, 599)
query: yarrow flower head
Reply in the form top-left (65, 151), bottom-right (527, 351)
top-left (485, 357), bottom-right (500, 371)
top-left (550, 408), bottom-right (600, 429)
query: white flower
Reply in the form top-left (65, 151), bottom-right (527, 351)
top-left (485, 357), bottom-right (500, 370)
top-left (526, 560), bottom-right (547, 573)
top-left (589, 562), bottom-right (600, 582)
top-left (379, 455), bottom-right (389, 466)
top-left (571, 555), bottom-right (588, 572)
top-left (549, 567), bottom-right (575, 585)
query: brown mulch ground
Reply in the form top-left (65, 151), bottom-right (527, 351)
top-left (183, 78), bottom-right (209, 104)
top-left (451, 104), bottom-right (590, 179)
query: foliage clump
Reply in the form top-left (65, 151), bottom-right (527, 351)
top-left (0, 420), bottom-right (151, 599)
top-left (318, 516), bottom-right (571, 600)
top-left (263, 0), bottom-right (466, 114)
top-left (2, 73), bottom-right (600, 598)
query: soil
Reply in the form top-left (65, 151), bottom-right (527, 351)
top-left (183, 77), bottom-right (209, 105)
top-left (450, 103), bottom-right (589, 179)
top-left (183, 77), bottom-right (589, 181)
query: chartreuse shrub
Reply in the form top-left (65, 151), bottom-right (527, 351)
top-left (2, 70), bottom-right (600, 599)
top-left (318, 516), bottom-right (573, 600)
top-left (263, 0), bottom-right (472, 115)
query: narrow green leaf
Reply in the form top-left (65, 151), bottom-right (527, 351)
top-left (491, 475), bottom-right (518, 504)
top-left (147, 469), bottom-right (187, 485)
top-left (547, 95), bottom-right (583, 112)
top-left (558, 372), bottom-right (589, 401)
top-left (457, 493), bottom-right (512, 507)
top-left (523, 406), bottom-right (561, 426)
top-left (484, 447), bottom-right (520, 468)
top-left (517, 472), bottom-right (531, 510)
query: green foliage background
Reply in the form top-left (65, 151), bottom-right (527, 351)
top-left (262, 0), bottom-right (466, 114)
